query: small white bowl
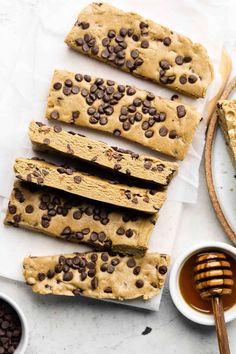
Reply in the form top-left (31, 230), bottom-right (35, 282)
top-left (169, 241), bottom-right (236, 326)
top-left (0, 292), bottom-right (29, 353)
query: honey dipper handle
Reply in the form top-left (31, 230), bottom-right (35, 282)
top-left (212, 296), bottom-right (231, 354)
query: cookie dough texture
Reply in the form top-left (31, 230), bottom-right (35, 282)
top-left (29, 121), bottom-right (178, 186)
top-left (5, 181), bottom-right (156, 256)
top-left (217, 100), bottom-right (236, 169)
top-left (46, 70), bottom-right (201, 160)
top-left (65, 3), bottom-right (213, 98)
top-left (23, 251), bottom-right (170, 300)
top-left (14, 158), bottom-right (166, 214)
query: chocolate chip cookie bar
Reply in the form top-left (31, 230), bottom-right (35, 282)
top-left (46, 70), bottom-right (201, 160)
top-left (23, 251), bottom-right (170, 300)
top-left (216, 100), bottom-right (236, 169)
top-left (29, 121), bottom-right (178, 186)
top-left (14, 158), bottom-right (166, 213)
top-left (65, 3), bottom-right (213, 98)
top-left (5, 181), bottom-right (156, 256)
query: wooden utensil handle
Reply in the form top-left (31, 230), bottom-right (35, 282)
top-left (212, 296), bottom-right (231, 354)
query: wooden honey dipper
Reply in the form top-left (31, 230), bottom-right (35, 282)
top-left (194, 252), bottom-right (234, 354)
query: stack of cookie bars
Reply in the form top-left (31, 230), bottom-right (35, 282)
top-left (4, 3), bottom-right (213, 302)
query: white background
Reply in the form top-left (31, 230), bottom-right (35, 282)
top-left (0, 0), bottom-right (236, 353)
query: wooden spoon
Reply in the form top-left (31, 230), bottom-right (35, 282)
top-left (194, 252), bottom-right (234, 354)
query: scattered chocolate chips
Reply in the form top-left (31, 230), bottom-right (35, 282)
top-left (177, 105), bottom-right (186, 118)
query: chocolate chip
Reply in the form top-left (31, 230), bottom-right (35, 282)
top-left (179, 75), bottom-right (187, 84)
top-left (53, 82), bottom-right (62, 90)
top-left (127, 87), bottom-right (136, 95)
top-left (74, 176), bottom-right (81, 184)
top-left (92, 46), bottom-right (99, 55)
top-left (144, 161), bottom-right (152, 169)
top-left (75, 38), bottom-right (83, 46)
top-left (111, 258), bottom-right (120, 266)
top-left (184, 56), bottom-right (192, 63)
top-left (163, 37), bottom-right (171, 46)
top-left (50, 110), bottom-right (59, 120)
top-left (53, 125), bottom-right (62, 133)
top-left (80, 22), bottom-right (90, 30)
top-left (113, 129), bottom-right (121, 136)
top-left (90, 232), bottom-right (98, 242)
top-left (100, 117), bottom-right (108, 125)
top-left (8, 205), bottom-right (16, 214)
top-left (104, 287), bottom-right (112, 293)
top-left (80, 272), bottom-right (87, 281)
top-left (63, 86), bottom-right (71, 96)
top-left (63, 272), bottom-right (73, 281)
top-left (175, 56), bottom-right (184, 65)
top-left (136, 279), bottom-right (144, 288)
top-left (132, 34), bottom-right (140, 41)
top-left (107, 265), bottom-right (115, 274)
top-left (75, 232), bottom-right (84, 240)
top-left (159, 60), bottom-right (170, 70)
top-left (101, 253), bottom-right (109, 262)
top-left (98, 232), bottom-right (106, 242)
top-left (108, 30), bottom-right (116, 38)
top-left (122, 121), bottom-right (131, 131)
top-left (75, 73), bottom-right (83, 82)
top-left (177, 105), bottom-right (186, 118)
top-left (145, 130), bottom-right (154, 138)
top-left (82, 228), bottom-right (90, 235)
top-left (131, 49), bottom-right (139, 59)
top-left (91, 277), bottom-right (98, 289)
top-left (43, 138), bottom-right (50, 145)
top-left (38, 273), bottom-right (45, 281)
top-left (71, 85), bottom-right (80, 94)
top-left (116, 227), bottom-right (125, 235)
top-left (169, 130), bottom-right (177, 139)
top-left (159, 127), bottom-right (168, 136)
top-left (13, 214), bottom-right (21, 223)
top-left (159, 265), bottom-right (168, 274)
top-left (127, 258), bottom-right (136, 268)
top-left (102, 37), bottom-right (110, 46)
top-left (133, 266), bottom-right (141, 275)
top-left (72, 210), bottom-right (82, 220)
top-left (141, 40), bottom-right (149, 48)
top-left (101, 49), bottom-right (109, 59)
top-left (47, 269), bottom-right (55, 279)
top-left (125, 229), bottom-right (133, 238)
top-left (72, 111), bottom-right (80, 119)
top-left (188, 74), bottom-right (197, 83)
top-left (25, 205), bottom-right (34, 214)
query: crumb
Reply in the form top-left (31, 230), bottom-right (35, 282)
top-left (142, 327), bottom-right (152, 335)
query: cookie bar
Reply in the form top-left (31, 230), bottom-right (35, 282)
top-left (46, 70), bottom-right (201, 160)
top-left (5, 181), bottom-right (156, 256)
top-left (65, 3), bottom-right (213, 98)
top-left (14, 158), bottom-right (166, 214)
top-left (23, 251), bottom-right (170, 300)
top-left (216, 100), bottom-right (236, 169)
top-left (29, 121), bottom-right (178, 186)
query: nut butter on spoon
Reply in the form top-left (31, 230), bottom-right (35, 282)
top-left (194, 252), bottom-right (234, 354)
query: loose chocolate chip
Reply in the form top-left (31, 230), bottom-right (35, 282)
top-left (74, 176), bottom-right (81, 184)
top-left (179, 75), bottom-right (187, 84)
top-left (145, 130), bottom-right (154, 138)
top-left (184, 56), bottom-right (192, 63)
top-left (8, 205), bottom-right (16, 214)
top-left (177, 105), bottom-right (186, 118)
top-left (159, 265), bottom-right (168, 274)
top-left (127, 258), bottom-right (136, 268)
top-left (175, 56), bottom-right (184, 65)
top-left (63, 272), bottom-right (73, 281)
top-left (141, 40), bottom-right (149, 48)
top-left (101, 253), bottom-right (109, 261)
top-left (53, 82), bottom-right (62, 90)
top-left (133, 266), bottom-right (141, 275)
top-left (25, 205), bottom-right (34, 214)
top-left (188, 74), bottom-right (198, 83)
top-left (163, 37), bottom-right (171, 46)
top-left (169, 130), bottom-right (177, 139)
top-left (73, 210), bottom-right (82, 220)
top-left (159, 127), bottom-right (168, 136)
top-left (125, 229), bottom-right (133, 238)
top-left (91, 277), bottom-right (98, 289)
top-left (136, 279), bottom-right (144, 288)
top-left (38, 273), bottom-right (46, 281)
top-left (116, 227), bottom-right (125, 235)
top-left (113, 129), bottom-right (121, 136)
top-left (75, 73), bottom-right (83, 82)
top-left (107, 265), bottom-right (115, 274)
top-left (108, 30), bottom-right (116, 38)
top-left (50, 110), bottom-right (59, 120)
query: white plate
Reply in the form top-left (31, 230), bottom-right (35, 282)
top-left (212, 91), bottom-right (236, 233)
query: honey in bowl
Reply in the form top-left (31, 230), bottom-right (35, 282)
top-left (179, 251), bottom-right (236, 314)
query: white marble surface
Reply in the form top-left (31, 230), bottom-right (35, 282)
top-left (1, 0), bottom-right (236, 353)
